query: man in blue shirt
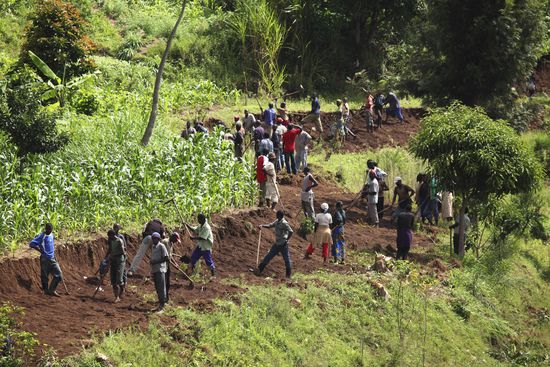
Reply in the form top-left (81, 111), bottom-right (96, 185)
top-left (301, 94), bottom-right (323, 135)
top-left (29, 223), bottom-right (63, 297)
top-left (263, 102), bottom-right (277, 136)
top-left (384, 92), bottom-right (404, 124)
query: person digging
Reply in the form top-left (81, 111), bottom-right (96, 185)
top-left (150, 232), bottom-right (169, 312)
top-left (185, 213), bottom-right (216, 277)
top-left (29, 223), bottom-right (63, 297)
top-left (106, 229), bottom-right (126, 303)
top-left (254, 210), bottom-right (294, 279)
top-left (331, 201), bottom-right (346, 264)
top-left (305, 202), bottom-right (333, 262)
top-left (128, 218), bottom-right (166, 276)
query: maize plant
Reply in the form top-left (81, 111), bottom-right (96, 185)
top-left (0, 114), bottom-right (255, 252)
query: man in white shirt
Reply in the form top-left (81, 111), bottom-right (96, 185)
top-left (295, 130), bottom-right (312, 171)
top-left (366, 170), bottom-right (379, 227)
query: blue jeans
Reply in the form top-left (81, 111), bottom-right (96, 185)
top-left (284, 152), bottom-right (297, 174)
top-left (259, 243), bottom-right (292, 276)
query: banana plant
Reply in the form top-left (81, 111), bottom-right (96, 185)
top-left (28, 51), bottom-right (100, 107)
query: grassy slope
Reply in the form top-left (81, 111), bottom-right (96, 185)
top-left (59, 140), bottom-right (549, 367)
top-left (61, 236), bottom-right (549, 367)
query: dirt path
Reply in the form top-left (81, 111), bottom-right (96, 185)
top-left (1, 175), bottom-right (442, 360)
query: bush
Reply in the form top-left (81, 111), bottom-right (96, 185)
top-left (0, 67), bottom-right (69, 158)
top-left (0, 303), bottom-right (37, 367)
top-left (70, 89), bottom-right (99, 116)
top-left (115, 31), bottom-right (144, 61)
top-left (505, 98), bottom-right (546, 132)
top-left (19, 0), bottom-right (95, 79)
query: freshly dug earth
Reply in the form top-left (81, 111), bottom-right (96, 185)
top-left (206, 107), bottom-right (424, 153)
top-left (294, 108), bottom-right (425, 152)
top-left (1, 174), bottom-right (443, 360)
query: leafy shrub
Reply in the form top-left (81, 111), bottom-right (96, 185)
top-left (0, 67), bottom-right (69, 158)
top-left (0, 303), bottom-right (37, 367)
top-left (70, 89), bottom-right (99, 116)
top-left (116, 32), bottom-right (144, 61)
top-left (505, 98), bottom-right (546, 132)
top-left (19, 0), bottom-right (95, 79)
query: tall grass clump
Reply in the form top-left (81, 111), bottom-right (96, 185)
top-left (309, 147), bottom-right (425, 193)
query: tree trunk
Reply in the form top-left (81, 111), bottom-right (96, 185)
top-left (141, 0), bottom-right (187, 146)
top-left (458, 200), bottom-right (467, 258)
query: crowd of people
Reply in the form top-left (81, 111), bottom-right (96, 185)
top-left (179, 91), bottom-right (407, 165)
top-left (28, 91), bottom-right (472, 313)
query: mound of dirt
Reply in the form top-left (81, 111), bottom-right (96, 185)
top-left (1, 172), bottom-right (442, 361)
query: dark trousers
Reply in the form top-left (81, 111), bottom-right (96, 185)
top-left (259, 243), bottom-right (292, 277)
top-left (396, 246), bottom-right (410, 260)
top-left (153, 271), bottom-right (166, 307)
top-left (165, 264), bottom-right (171, 302)
top-left (40, 256), bottom-right (62, 292)
top-left (377, 196), bottom-right (385, 219)
top-left (274, 148), bottom-right (282, 171)
top-left (190, 246), bottom-right (215, 269)
top-left (453, 234), bottom-right (470, 255)
top-left (284, 152), bottom-right (297, 174)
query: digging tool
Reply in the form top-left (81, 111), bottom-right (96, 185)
top-left (55, 259), bottom-right (70, 295)
top-left (255, 97), bottom-right (264, 118)
top-left (272, 85), bottom-right (304, 101)
top-left (256, 229), bottom-right (262, 268)
top-left (61, 277), bottom-right (70, 295)
top-left (169, 258), bottom-right (194, 290)
top-left (92, 270), bottom-right (107, 299)
top-left (164, 197), bottom-right (193, 238)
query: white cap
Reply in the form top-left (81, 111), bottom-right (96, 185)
top-left (394, 177), bottom-right (402, 184)
top-left (321, 202), bottom-right (329, 211)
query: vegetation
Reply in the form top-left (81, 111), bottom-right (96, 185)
top-left (410, 103), bottom-right (543, 256)
top-left (19, 0), bottom-right (95, 79)
top-left (0, 303), bottom-right (37, 367)
top-left (0, 66), bottom-right (69, 159)
top-left (0, 0), bottom-right (548, 366)
top-left (405, 0), bottom-right (547, 109)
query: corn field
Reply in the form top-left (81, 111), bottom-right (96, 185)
top-left (0, 111), bottom-right (255, 252)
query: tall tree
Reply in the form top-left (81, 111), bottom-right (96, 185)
top-left (141, 0), bottom-right (187, 146)
top-left (409, 103), bottom-right (542, 257)
top-left (407, 0), bottom-right (547, 107)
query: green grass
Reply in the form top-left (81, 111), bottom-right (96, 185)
top-left (308, 147), bottom-right (425, 193)
top-left (58, 242), bottom-right (550, 367)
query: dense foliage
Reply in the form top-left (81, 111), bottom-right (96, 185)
top-left (19, 0), bottom-right (95, 79)
top-left (410, 103), bottom-right (543, 255)
top-left (0, 303), bottom-right (37, 367)
top-left (0, 67), bottom-right (69, 158)
top-left (405, 0), bottom-right (547, 108)
top-left (0, 114), bottom-right (254, 250)
top-left (410, 104), bottom-right (542, 202)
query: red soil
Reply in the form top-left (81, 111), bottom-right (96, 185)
top-left (1, 174), bottom-right (444, 362)
top-left (294, 108), bottom-right (425, 152)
